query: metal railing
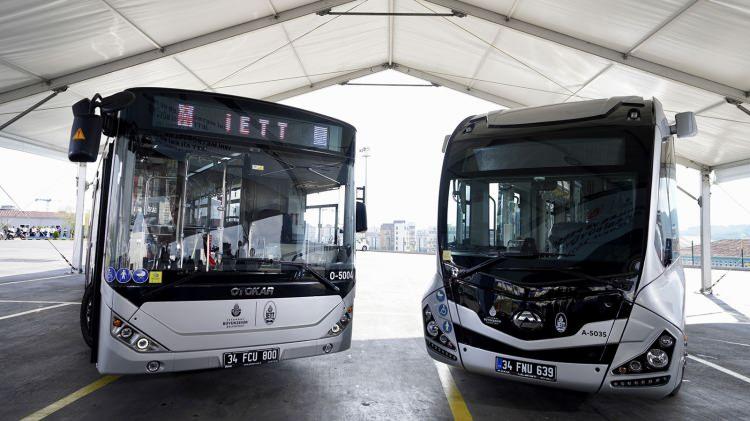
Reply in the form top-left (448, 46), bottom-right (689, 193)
top-left (680, 255), bottom-right (750, 270)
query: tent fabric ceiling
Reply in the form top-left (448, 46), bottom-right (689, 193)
top-left (0, 0), bottom-right (748, 169)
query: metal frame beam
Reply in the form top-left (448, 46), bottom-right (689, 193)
top-left (262, 65), bottom-right (388, 102)
top-left (425, 0), bottom-right (749, 102)
top-left (0, 0), bottom-right (353, 105)
top-left (713, 157), bottom-right (750, 172)
top-left (99, 0), bottom-right (161, 49)
top-left (505, 0), bottom-right (521, 21)
top-left (624, 0), bottom-right (701, 56)
top-left (0, 57), bottom-right (44, 81)
top-left (0, 132), bottom-right (68, 160)
top-left (676, 155), bottom-right (707, 171)
top-left (392, 63), bottom-right (525, 108)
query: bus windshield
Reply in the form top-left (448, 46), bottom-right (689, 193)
top-left (104, 133), bottom-right (354, 281)
top-left (442, 131), bottom-right (652, 282)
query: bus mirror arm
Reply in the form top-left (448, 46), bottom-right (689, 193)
top-left (356, 202), bottom-right (368, 233)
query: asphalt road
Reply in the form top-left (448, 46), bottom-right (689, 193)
top-left (1, 251), bottom-right (749, 420)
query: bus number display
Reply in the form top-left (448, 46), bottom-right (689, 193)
top-left (152, 96), bottom-right (340, 151)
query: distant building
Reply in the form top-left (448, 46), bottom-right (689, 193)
top-left (365, 230), bottom-right (379, 250)
top-left (416, 226), bottom-right (437, 253)
top-left (0, 209), bottom-right (72, 231)
top-left (392, 220), bottom-right (416, 252)
top-left (379, 223), bottom-right (394, 251)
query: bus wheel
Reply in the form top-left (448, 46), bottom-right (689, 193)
top-left (80, 286), bottom-right (95, 348)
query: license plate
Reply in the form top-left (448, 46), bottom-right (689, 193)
top-left (223, 348), bottom-right (279, 368)
top-left (495, 356), bottom-right (556, 382)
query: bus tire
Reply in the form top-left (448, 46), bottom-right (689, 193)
top-left (361, 245), bottom-right (368, 251)
top-left (80, 285), bottom-right (95, 348)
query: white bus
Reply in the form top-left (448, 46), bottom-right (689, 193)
top-left (71, 87), bottom-right (366, 374)
top-left (422, 97), bottom-right (696, 397)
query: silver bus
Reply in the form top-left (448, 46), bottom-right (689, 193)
top-left (422, 97), bottom-right (696, 397)
top-left (71, 87), bottom-right (366, 374)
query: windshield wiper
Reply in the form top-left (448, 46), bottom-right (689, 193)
top-left (140, 271), bottom-right (203, 299)
top-left (279, 261), bottom-right (340, 293)
top-left (452, 254), bottom-right (509, 280)
top-left (486, 266), bottom-right (632, 290)
top-left (451, 255), bottom-right (630, 290)
top-left (141, 257), bottom-right (277, 299)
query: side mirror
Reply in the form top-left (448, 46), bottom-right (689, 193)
top-left (68, 98), bottom-right (102, 163)
top-left (68, 91), bottom-right (135, 163)
top-left (671, 112), bottom-right (697, 138)
top-left (356, 202), bottom-right (368, 233)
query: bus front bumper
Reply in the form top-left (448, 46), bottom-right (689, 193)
top-left (427, 340), bottom-right (685, 397)
top-left (96, 322), bottom-right (352, 375)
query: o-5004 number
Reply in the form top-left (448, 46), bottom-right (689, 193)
top-left (329, 270), bottom-right (354, 281)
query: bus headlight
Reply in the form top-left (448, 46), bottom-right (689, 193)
top-left (646, 349), bottom-right (669, 369)
top-left (120, 326), bottom-right (133, 339)
top-left (136, 338), bottom-right (150, 351)
top-left (658, 334), bottom-right (675, 348)
top-left (423, 305), bottom-right (456, 351)
top-left (111, 313), bottom-right (167, 353)
top-left (612, 331), bottom-right (676, 375)
top-left (326, 306), bottom-right (353, 337)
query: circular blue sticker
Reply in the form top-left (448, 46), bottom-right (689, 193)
top-left (116, 268), bottom-right (131, 284)
top-left (438, 304), bottom-right (449, 317)
top-left (133, 268), bottom-right (148, 284)
top-left (105, 267), bottom-right (116, 283)
top-left (442, 320), bottom-right (452, 333)
top-left (435, 289), bottom-right (445, 302)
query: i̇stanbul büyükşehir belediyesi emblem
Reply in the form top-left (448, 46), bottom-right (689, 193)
top-left (231, 303), bottom-right (241, 317)
top-left (555, 312), bottom-right (567, 333)
top-left (264, 301), bottom-right (276, 325)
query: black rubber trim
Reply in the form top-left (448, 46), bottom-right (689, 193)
top-left (455, 324), bottom-right (619, 364)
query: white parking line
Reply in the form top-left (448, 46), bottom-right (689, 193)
top-left (0, 274), bottom-right (76, 286)
top-left (0, 300), bottom-right (79, 305)
top-left (0, 303), bottom-right (77, 321)
top-left (705, 338), bottom-right (750, 347)
top-left (688, 355), bottom-right (750, 385)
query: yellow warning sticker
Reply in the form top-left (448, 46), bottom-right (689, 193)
top-left (149, 271), bottom-right (162, 284)
top-left (73, 127), bottom-right (85, 141)
top-left (251, 164), bottom-right (264, 171)
top-left (442, 250), bottom-right (452, 261)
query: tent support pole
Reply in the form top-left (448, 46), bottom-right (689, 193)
top-left (699, 168), bottom-right (712, 294)
top-left (71, 163), bottom-right (87, 274)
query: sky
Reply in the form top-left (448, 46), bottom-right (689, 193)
top-left (1, 69), bottom-right (750, 233)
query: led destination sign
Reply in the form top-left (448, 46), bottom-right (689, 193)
top-left (151, 95), bottom-right (343, 152)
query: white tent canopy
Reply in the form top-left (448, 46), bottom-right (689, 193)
top-left (0, 0), bottom-right (748, 170)
top-left (1, 0), bottom-right (747, 288)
